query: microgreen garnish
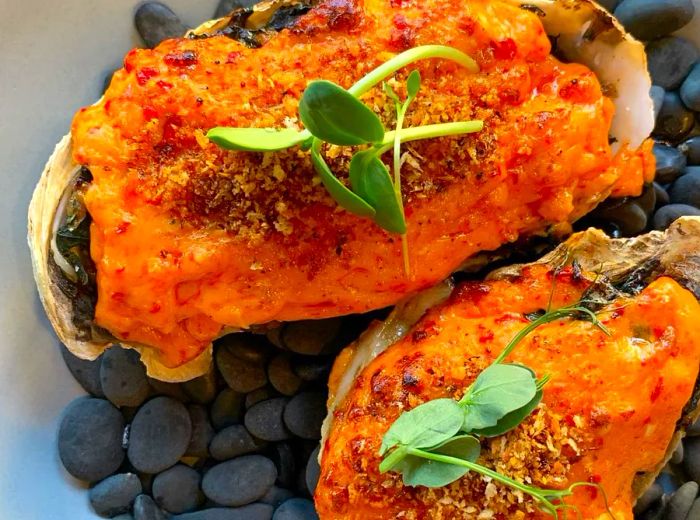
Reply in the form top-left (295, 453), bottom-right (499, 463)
top-left (206, 45), bottom-right (484, 256)
top-left (379, 302), bottom-right (614, 518)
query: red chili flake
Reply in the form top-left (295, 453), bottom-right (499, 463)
top-left (389, 15), bottom-right (416, 51)
top-left (226, 51), bottom-right (242, 64)
top-left (650, 377), bottom-right (664, 402)
top-left (620, 409), bottom-right (635, 420)
top-left (136, 67), bottom-right (159, 86)
top-left (143, 105), bottom-right (159, 121)
top-left (124, 49), bottom-right (138, 73)
top-left (104, 100), bottom-right (113, 112)
top-left (589, 474), bottom-right (602, 484)
top-left (393, 14), bottom-right (409, 29)
top-left (642, 416), bottom-right (652, 426)
top-left (412, 330), bottom-right (428, 343)
top-left (459, 17), bottom-right (477, 35)
top-left (111, 292), bottom-right (125, 301)
top-left (115, 266), bottom-right (125, 274)
top-left (156, 80), bottom-right (173, 91)
top-left (479, 330), bottom-right (495, 343)
top-left (121, 332), bottom-right (130, 339)
top-left (490, 38), bottom-right (517, 60)
top-left (390, 0), bottom-right (409, 7)
top-left (149, 303), bottom-right (162, 314)
top-left (164, 50), bottom-right (198, 67)
top-left (115, 222), bottom-right (130, 234)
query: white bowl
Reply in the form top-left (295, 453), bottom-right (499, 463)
top-left (1, 1), bottom-right (699, 519)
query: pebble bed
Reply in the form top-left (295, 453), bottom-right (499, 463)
top-left (55, 1), bottom-right (700, 519)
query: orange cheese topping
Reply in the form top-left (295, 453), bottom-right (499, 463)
top-left (71, 0), bottom-right (653, 367)
top-left (317, 269), bottom-right (700, 519)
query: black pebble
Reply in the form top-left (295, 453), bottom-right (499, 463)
top-left (681, 62), bottom-right (700, 112)
top-left (182, 369), bottom-right (218, 405)
top-left (215, 0), bottom-right (260, 18)
top-left (260, 487), bottom-right (295, 508)
top-left (89, 473), bottom-right (142, 517)
top-left (171, 504), bottom-right (274, 520)
top-left (684, 437), bottom-right (700, 482)
top-left (133, 494), bottom-right (167, 520)
top-left (245, 398), bottom-right (290, 442)
top-left (211, 389), bottom-right (245, 430)
top-left (268, 442), bottom-right (296, 489)
top-left (149, 378), bottom-right (189, 401)
top-left (202, 455), bottom-right (277, 506)
top-left (635, 184), bottom-right (657, 216)
top-left (634, 483), bottom-right (663, 515)
top-left (688, 497), bottom-right (700, 520)
top-left (58, 397), bottom-right (125, 482)
top-left (283, 392), bottom-right (326, 440)
top-left (216, 337), bottom-right (269, 393)
top-left (128, 397), bottom-right (192, 474)
top-left (210, 425), bottom-right (266, 461)
top-left (680, 136), bottom-right (700, 165)
top-left (100, 347), bottom-right (150, 408)
top-left (651, 85), bottom-right (665, 120)
top-left (653, 204), bottom-right (700, 230)
top-left (646, 37), bottom-right (700, 91)
top-left (654, 182), bottom-right (670, 208)
top-left (654, 91), bottom-right (695, 142)
top-left (654, 143), bottom-right (687, 184)
top-left (666, 481), bottom-right (698, 520)
top-left (60, 345), bottom-right (104, 397)
top-left (639, 495), bottom-right (668, 520)
top-left (246, 386), bottom-right (279, 409)
top-left (669, 168), bottom-right (700, 208)
top-left (305, 446), bottom-right (321, 496)
top-left (152, 464), bottom-right (202, 514)
top-left (614, 0), bottom-right (695, 41)
top-left (281, 319), bottom-right (342, 355)
top-left (186, 404), bottom-right (214, 458)
top-left (268, 355), bottom-right (303, 396)
top-left (687, 416), bottom-right (700, 436)
top-left (293, 358), bottom-right (332, 382)
top-left (134, 2), bottom-right (188, 49)
top-left (272, 498), bottom-right (319, 520)
top-left (589, 200), bottom-right (647, 236)
top-left (597, 0), bottom-right (620, 11)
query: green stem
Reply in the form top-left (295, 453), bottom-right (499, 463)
top-left (349, 45), bottom-right (479, 98)
top-left (379, 445), bottom-right (408, 473)
top-left (379, 121), bottom-right (483, 152)
top-left (394, 105), bottom-right (410, 276)
top-left (406, 448), bottom-right (565, 517)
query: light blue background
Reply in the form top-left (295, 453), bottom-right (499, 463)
top-left (0, 2), bottom-right (217, 518)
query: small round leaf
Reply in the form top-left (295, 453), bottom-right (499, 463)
top-left (299, 80), bottom-right (385, 145)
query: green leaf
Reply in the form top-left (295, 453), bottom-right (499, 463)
top-left (470, 390), bottom-right (543, 437)
top-left (396, 436), bottom-right (481, 488)
top-left (406, 70), bottom-right (421, 101)
top-left (206, 127), bottom-right (309, 152)
top-left (461, 364), bottom-right (537, 431)
top-left (299, 80), bottom-right (385, 146)
top-left (383, 82), bottom-right (401, 105)
top-left (310, 140), bottom-right (375, 218)
top-left (349, 151), bottom-right (406, 234)
top-left (380, 399), bottom-right (464, 456)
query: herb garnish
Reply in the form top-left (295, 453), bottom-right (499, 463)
top-left (379, 303), bottom-right (614, 518)
top-left (207, 45), bottom-right (483, 247)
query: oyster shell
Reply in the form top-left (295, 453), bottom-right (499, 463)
top-left (28, 0), bottom-right (654, 382)
top-left (321, 217), bottom-right (700, 510)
